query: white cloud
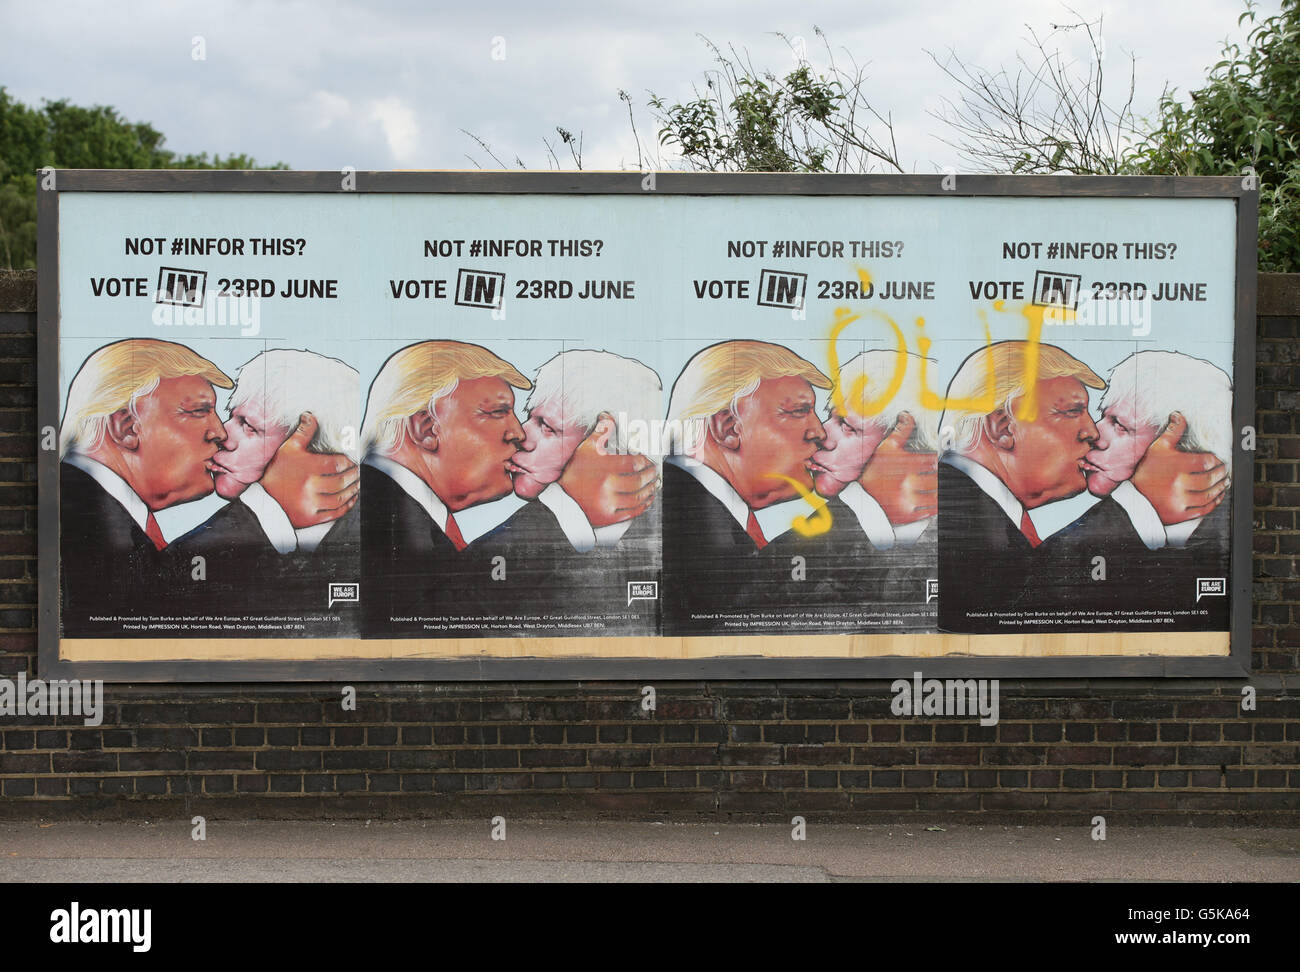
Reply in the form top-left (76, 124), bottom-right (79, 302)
top-left (303, 90), bottom-right (353, 134)
top-left (0, 0), bottom-right (1283, 171)
top-left (368, 96), bottom-right (420, 164)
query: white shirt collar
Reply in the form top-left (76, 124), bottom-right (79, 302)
top-left (1108, 479), bottom-right (1198, 550)
top-left (238, 482), bottom-right (337, 555)
top-left (837, 481), bottom-right (936, 549)
top-left (537, 482), bottom-right (632, 553)
top-left (452, 493), bottom-right (526, 544)
top-left (668, 454), bottom-right (816, 544)
top-left (295, 519), bottom-right (337, 553)
top-left (837, 481), bottom-right (897, 549)
top-left (65, 452), bottom-right (150, 534)
top-left (1164, 515), bottom-right (1204, 548)
top-left (893, 518), bottom-right (933, 546)
top-left (364, 454), bottom-right (519, 545)
top-left (942, 453), bottom-right (1024, 530)
top-left (1110, 479), bottom-right (1165, 549)
top-left (366, 454), bottom-right (448, 532)
top-left (239, 482), bottom-right (296, 554)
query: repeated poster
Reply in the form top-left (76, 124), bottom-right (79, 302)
top-left (53, 189), bottom-right (1238, 648)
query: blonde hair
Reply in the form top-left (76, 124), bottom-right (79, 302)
top-left (361, 341), bottom-right (530, 457)
top-left (940, 341), bottom-right (1104, 455)
top-left (666, 340), bottom-right (831, 455)
top-left (60, 339), bottom-right (232, 458)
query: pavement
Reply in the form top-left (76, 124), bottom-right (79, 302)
top-left (1, 820), bottom-right (1298, 881)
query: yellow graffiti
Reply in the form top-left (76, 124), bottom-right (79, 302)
top-left (764, 473), bottom-right (833, 537)
top-left (916, 313), bottom-right (998, 414)
top-left (826, 305), bottom-right (907, 418)
top-left (819, 264), bottom-right (1063, 426)
top-left (1010, 302), bottom-right (1075, 421)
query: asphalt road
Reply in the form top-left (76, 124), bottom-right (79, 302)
top-left (1, 820), bottom-right (1297, 882)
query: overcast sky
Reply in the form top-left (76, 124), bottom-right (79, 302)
top-left (1, 0), bottom-right (1280, 172)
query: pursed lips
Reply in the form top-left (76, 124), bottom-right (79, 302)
top-left (205, 455), bottom-right (257, 484)
top-left (1080, 449), bottom-right (1108, 474)
top-left (807, 447), bottom-right (853, 481)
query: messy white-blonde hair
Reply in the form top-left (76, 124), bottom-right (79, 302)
top-left (230, 349), bottom-right (361, 462)
top-left (831, 350), bottom-right (940, 451)
top-left (1101, 351), bottom-right (1232, 467)
top-left (526, 349), bottom-right (664, 469)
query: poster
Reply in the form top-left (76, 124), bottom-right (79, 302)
top-left (39, 173), bottom-right (1253, 678)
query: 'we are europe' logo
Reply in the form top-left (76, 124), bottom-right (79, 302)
top-left (627, 581), bottom-right (658, 607)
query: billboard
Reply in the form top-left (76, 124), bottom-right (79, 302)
top-left (37, 172), bottom-right (1256, 680)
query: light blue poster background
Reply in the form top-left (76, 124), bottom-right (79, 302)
top-left (59, 192), bottom-right (1237, 541)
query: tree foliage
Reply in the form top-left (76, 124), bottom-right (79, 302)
top-left (462, 30), bottom-right (904, 174)
top-left (1123, 0), bottom-right (1300, 270)
top-left (0, 88), bottom-right (284, 269)
top-left (932, 1), bottom-right (1299, 269)
top-left (640, 5), bottom-right (1300, 268)
top-left (466, 3), bottom-right (1298, 268)
top-left (644, 30), bottom-right (902, 173)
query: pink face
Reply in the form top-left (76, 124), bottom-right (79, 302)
top-left (129, 375), bottom-right (227, 510)
top-left (1004, 376), bottom-right (1100, 508)
top-left (509, 399), bottom-right (587, 500)
top-left (210, 398), bottom-right (291, 500)
top-left (809, 409), bottom-right (888, 498)
top-left (1081, 397), bottom-right (1159, 497)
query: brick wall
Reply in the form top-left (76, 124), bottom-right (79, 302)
top-left (0, 268), bottom-right (1296, 823)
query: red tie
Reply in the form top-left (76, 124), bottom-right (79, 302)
top-left (745, 510), bottom-right (768, 550)
top-left (144, 512), bottom-right (167, 551)
top-left (444, 511), bottom-right (467, 552)
top-left (1019, 510), bottom-right (1042, 548)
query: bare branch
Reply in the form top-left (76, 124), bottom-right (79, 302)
top-left (926, 9), bottom-right (1144, 174)
top-left (460, 129), bottom-right (512, 170)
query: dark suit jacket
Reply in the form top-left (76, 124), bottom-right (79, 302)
top-left (168, 498), bottom-right (360, 635)
top-left (359, 463), bottom-right (505, 637)
top-left (937, 460), bottom-right (1047, 633)
top-left (60, 461), bottom-right (169, 637)
top-left (473, 495), bottom-right (661, 635)
top-left (662, 460), bottom-right (873, 635)
top-left (823, 494), bottom-right (937, 632)
top-left (1043, 489), bottom-right (1231, 630)
top-left (939, 457), bottom-right (1233, 633)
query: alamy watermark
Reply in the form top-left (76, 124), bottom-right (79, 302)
top-left (1043, 292), bottom-right (1151, 337)
top-left (0, 672), bottom-right (104, 726)
top-left (891, 671), bottom-right (999, 726)
top-left (50, 902), bottom-right (150, 952)
top-left (152, 294), bottom-right (261, 337)
top-left (615, 412), bottom-right (703, 457)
